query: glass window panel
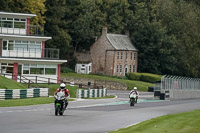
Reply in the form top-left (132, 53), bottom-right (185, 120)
top-left (14, 21), bottom-right (25, 28)
top-left (23, 70), bottom-right (29, 74)
top-left (8, 44), bottom-right (14, 50)
top-left (23, 67), bottom-right (29, 70)
top-left (37, 64), bottom-right (44, 68)
top-left (36, 41), bottom-right (41, 45)
top-left (30, 41), bottom-right (35, 44)
top-left (45, 68), bottom-right (56, 75)
top-left (1, 63), bottom-right (7, 66)
top-left (45, 65), bottom-right (52, 68)
top-left (2, 18), bottom-right (6, 20)
top-left (3, 41), bottom-right (7, 50)
top-left (30, 68), bottom-right (44, 74)
top-left (23, 64), bottom-right (29, 67)
top-left (2, 21), bottom-right (13, 28)
top-left (14, 18), bottom-right (20, 21)
top-left (15, 40), bottom-right (21, 43)
top-left (15, 44), bottom-right (27, 51)
top-left (21, 19), bottom-right (26, 21)
top-left (7, 18), bottom-right (13, 21)
top-left (30, 64), bottom-right (37, 67)
top-left (22, 41), bottom-right (28, 44)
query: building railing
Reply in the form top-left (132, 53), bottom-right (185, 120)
top-left (0, 23), bottom-right (44, 36)
top-left (0, 47), bottom-right (59, 59)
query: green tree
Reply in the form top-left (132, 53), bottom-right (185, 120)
top-left (44, 0), bottom-right (71, 59)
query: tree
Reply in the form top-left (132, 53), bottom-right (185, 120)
top-left (44, 0), bottom-right (71, 59)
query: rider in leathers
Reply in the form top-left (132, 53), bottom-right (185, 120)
top-left (55, 83), bottom-right (70, 109)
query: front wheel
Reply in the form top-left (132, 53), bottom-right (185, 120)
top-left (55, 105), bottom-right (60, 116)
top-left (130, 98), bottom-right (135, 106)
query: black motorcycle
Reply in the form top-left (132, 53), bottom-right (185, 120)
top-left (130, 92), bottom-right (137, 106)
top-left (54, 91), bottom-right (66, 116)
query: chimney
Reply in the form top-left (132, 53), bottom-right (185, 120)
top-left (102, 27), bottom-right (107, 36)
top-left (125, 30), bottom-right (130, 37)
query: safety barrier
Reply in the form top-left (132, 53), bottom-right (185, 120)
top-left (0, 88), bottom-right (49, 100)
top-left (76, 88), bottom-right (107, 98)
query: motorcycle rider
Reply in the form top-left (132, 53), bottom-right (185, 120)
top-left (55, 83), bottom-right (70, 109)
top-left (129, 87), bottom-right (139, 103)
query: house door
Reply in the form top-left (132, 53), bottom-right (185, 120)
top-left (124, 64), bottom-right (128, 75)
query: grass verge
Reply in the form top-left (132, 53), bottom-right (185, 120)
top-left (110, 109), bottom-right (200, 133)
top-left (0, 76), bottom-right (27, 89)
top-left (0, 97), bottom-right (75, 107)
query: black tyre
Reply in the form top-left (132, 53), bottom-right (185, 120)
top-left (55, 105), bottom-right (60, 116)
top-left (59, 111), bottom-right (63, 115)
top-left (130, 98), bottom-right (135, 106)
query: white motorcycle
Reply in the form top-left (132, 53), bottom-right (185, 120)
top-left (54, 91), bottom-right (66, 116)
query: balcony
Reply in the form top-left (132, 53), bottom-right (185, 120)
top-left (0, 47), bottom-right (59, 59)
top-left (0, 23), bottom-right (44, 36)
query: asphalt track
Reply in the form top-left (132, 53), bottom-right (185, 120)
top-left (0, 90), bottom-right (200, 133)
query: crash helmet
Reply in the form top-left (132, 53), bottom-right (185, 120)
top-left (133, 87), bottom-right (137, 90)
top-left (60, 83), bottom-right (66, 90)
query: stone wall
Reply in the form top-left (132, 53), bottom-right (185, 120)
top-left (61, 77), bottom-right (128, 90)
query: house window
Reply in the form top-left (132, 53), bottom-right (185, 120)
top-left (126, 52), bottom-right (128, 59)
top-left (129, 65), bottom-right (132, 72)
top-left (134, 53), bottom-right (136, 60)
top-left (117, 52), bottom-right (119, 59)
top-left (121, 52), bottom-right (123, 59)
top-left (131, 52), bottom-right (133, 60)
top-left (120, 65), bottom-right (122, 72)
top-left (133, 65), bottom-right (135, 72)
top-left (116, 65), bottom-right (119, 72)
top-left (89, 66), bottom-right (91, 71)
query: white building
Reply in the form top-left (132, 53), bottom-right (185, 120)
top-left (75, 63), bottom-right (92, 74)
top-left (0, 11), bottom-right (67, 83)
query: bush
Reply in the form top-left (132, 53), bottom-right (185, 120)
top-left (127, 72), bottom-right (162, 83)
top-left (127, 72), bottom-right (142, 81)
top-left (61, 67), bottom-right (75, 73)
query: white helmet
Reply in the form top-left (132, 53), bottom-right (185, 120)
top-left (133, 87), bottom-right (137, 90)
top-left (60, 83), bottom-right (66, 90)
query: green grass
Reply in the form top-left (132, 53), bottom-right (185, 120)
top-left (61, 73), bottom-right (153, 91)
top-left (110, 110), bottom-right (200, 133)
top-left (0, 97), bottom-right (75, 107)
top-left (0, 76), bottom-right (27, 89)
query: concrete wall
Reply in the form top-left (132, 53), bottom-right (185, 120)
top-left (169, 90), bottom-right (200, 100)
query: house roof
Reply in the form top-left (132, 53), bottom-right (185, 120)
top-left (106, 33), bottom-right (137, 51)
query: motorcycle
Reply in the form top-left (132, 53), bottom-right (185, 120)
top-left (129, 92), bottom-right (137, 106)
top-left (54, 91), bottom-right (66, 116)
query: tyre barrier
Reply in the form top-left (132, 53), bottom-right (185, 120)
top-left (0, 88), bottom-right (49, 100)
top-left (76, 88), bottom-right (107, 98)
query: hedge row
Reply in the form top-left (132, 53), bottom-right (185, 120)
top-left (127, 72), bottom-right (162, 83)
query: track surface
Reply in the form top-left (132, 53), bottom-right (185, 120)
top-left (0, 90), bottom-right (200, 133)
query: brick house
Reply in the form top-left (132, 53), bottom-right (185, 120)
top-left (90, 27), bottom-right (138, 76)
top-left (0, 11), bottom-right (67, 83)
